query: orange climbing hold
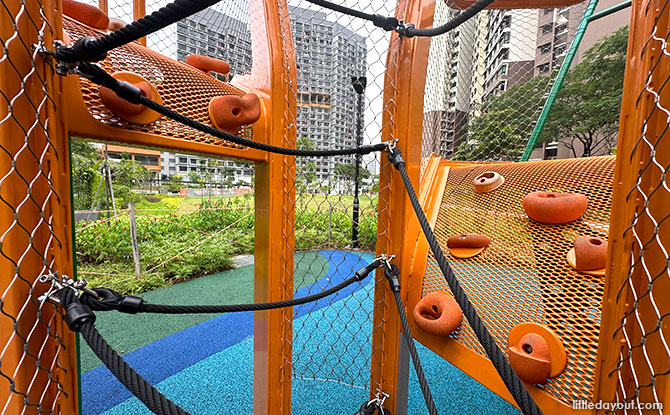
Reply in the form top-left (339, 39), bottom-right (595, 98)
top-left (567, 236), bottom-right (608, 276)
top-left (62, 0), bottom-right (109, 30)
top-left (98, 72), bottom-right (163, 125)
top-left (412, 292), bottom-right (462, 337)
top-left (107, 17), bottom-right (127, 31)
top-left (186, 54), bottom-right (231, 75)
top-left (522, 191), bottom-right (588, 224)
top-left (473, 171), bottom-right (504, 193)
top-left (508, 323), bottom-right (567, 385)
top-left (446, 0), bottom-right (584, 9)
top-left (447, 234), bottom-right (490, 259)
top-left (209, 93), bottom-right (261, 132)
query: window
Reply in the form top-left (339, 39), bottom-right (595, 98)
top-left (178, 157), bottom-right (187, 164)
top-left (538, 63), bottom-right (551, 73)
top-left (190, 159), bottom-right (198, 164)
top-left (541, 24), bottom-right (553, 34)
top-left (135, 155), bottom-right (159, 166)
top-left (539, 43), bottom-right (551, 54)
top-left (179, 166), bottom-right (187, 172)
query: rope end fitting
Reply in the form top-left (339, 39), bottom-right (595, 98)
top-left (372, 14), bottom-right (400, 32)
top-left (384, 264), bottom-right (401, 293)
top-left (56, 36), bottom-right (107, 63)
top-left (64, 302), bottom-right (96, 331)
top-left (386, 146), bottom-right (405, 170)
top-left (395, 21), bottom-right (416, 38)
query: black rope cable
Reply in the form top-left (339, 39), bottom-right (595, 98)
top-left (78, 260), bottom-right (382, 314)
top-left (385, 148), bottom-right (542, 415)
top-left (384, 264), bottom-right (438, 415)
top-left (304, 0), bottom-right (494, 37)
top-left (58, 289), bottom-right (189, 415)
top-left (56, 0), bottom-right (221, 62)
top-left (75, 62), bottom-right (387, 158)
top-left (401, 0), bottom-right (495, 37)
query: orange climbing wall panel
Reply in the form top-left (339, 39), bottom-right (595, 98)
top-left (411, 156), bottom-right (615, 412)
top-left (62, 17), bottom-right (267, 162)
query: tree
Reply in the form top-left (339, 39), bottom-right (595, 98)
top-left (296, 137), bottom-right (318, 193)
top-left (334, 163), bottom-right (371, 193)
top-left (454, 75), bottom-right (550, 161)
top-left (542, 26), bottom-right (628, 157)
top-left (71, 141), bottom-right (102, 210)
top-left (456, 26), bottom-right (628, 160)
top-left (188, 170), bottom-right (201, 185)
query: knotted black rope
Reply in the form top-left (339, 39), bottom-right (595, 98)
top-left (386, 148), bottom-right (542, 415)
top-left (384, 264), bottom-right (438, 415)
top-left (75, 62), bottom-right (387, 158)
top-left (58, 288), bottom-right (189, 415)
top-left (56, 0), bottom-right (221, 62)
top-left (78, 260), bottom-right (381, 314)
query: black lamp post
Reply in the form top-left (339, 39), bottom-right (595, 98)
top-left (351, 76), bottom-right (366, 248)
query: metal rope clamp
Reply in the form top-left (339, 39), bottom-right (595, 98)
top-left (355, 388), bottom-right (391, 415)
top-left (38, 272), bottom-right (99, 306)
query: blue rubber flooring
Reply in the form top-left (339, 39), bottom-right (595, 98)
top-left (81, 250), bottom-right (520, 415)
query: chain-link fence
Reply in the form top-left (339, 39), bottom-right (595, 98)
top-left (608, 0), bottom-right (670, 412)
top-left (422, 1), bottom-right (626, 164)
top-left (0, 0), bottom-right (74, 413)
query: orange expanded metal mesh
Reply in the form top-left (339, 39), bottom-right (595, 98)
top-left (422, 156), bottom-right (615, 405)
top-left (63, 18), bottom-right (251, 149)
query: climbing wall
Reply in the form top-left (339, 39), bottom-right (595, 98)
top-left (421, 156), bottom-right (614, 405)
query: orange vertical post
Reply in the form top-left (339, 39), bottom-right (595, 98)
top-left (248, 0), bottom-right (296, 412)
top-left (594, 0), bottom-right (670, 410)
top-left (134, 0), bottom-right (146, 46)
top-left (0, 0), bottom-right (78, 413)
top-left (371, 0), bottom-right (435, 411)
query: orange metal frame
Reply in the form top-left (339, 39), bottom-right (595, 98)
top-left (594, 0), bottom-right (670, 408)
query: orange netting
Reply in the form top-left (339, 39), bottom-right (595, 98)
top-left (422, 155), bottom-right (614, 405)
top-left (63, 18), bottom-right (251, 149)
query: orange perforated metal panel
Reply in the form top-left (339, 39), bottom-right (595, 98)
top-left (63, 18), bottom-right (251, 149)
top-left (421, 156), bottom-right (614, 405)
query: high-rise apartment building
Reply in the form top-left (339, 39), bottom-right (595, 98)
top-left (534, 4), bottom-right (587, 76)
top-left (291, 6), bottom-right (366, 182)
top-left (160, 7), bottom-right (367, 186)
top-left (423, 1), bottom-right (477, 158)
top-left (482, 9), bottom-right (539, 100)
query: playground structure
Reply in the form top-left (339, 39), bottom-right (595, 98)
top-left (0, 0), bottom-right (668, 414)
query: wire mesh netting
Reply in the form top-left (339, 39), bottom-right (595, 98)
top-left (71, 0), bottom-right (396, 409)
top-left (609, 0), bottom-right (670, 412)
top-left (0, 0), bottom-right (72, 413)
top-left (422, 1), bottom-right (626, 165)
top-left (276, 0), bottom-right (396, 403)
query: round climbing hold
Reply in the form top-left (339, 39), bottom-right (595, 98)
top-left (473, 171), bottom-right (504, 193)
top-left (98, 72), bottom-right (163, 125)
top-left (209, 93), bottom-right (261, 132)
top-left (567, 236), bottom-right (608, 276)
top-left (62, 0), bottom-right (110, 30)
top-left (447, 234), bottom-right (490, 259)
top-left (107, 17), bottom-right (127, 31)
top-left (522, 191), bottom-right (588, 224)
top-left (508, 323), bottom-right (566, 385)
top-left (412, 292), bottom-right (462, 336)
top-left (186, 54), bottom-right (231, 75)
